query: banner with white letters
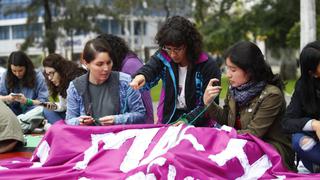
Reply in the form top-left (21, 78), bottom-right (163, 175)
top-left (0, 122), bottom-right (318, 179)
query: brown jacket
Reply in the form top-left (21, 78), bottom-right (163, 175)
top-left (207, 84), bottom-right (296, 171)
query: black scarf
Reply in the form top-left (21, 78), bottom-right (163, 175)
top-left (230, 81), bottom-right (266, 107)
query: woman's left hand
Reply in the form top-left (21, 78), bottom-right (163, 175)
top-left (99, 115), bottom-right (115, 126)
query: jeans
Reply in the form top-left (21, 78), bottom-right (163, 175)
top-left (292, 132), bottom-right (320, 173)
top-left (43, 109), bottom-right (65, 124)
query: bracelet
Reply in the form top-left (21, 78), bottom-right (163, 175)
top-left (26, 98), bottom-right (33, 106)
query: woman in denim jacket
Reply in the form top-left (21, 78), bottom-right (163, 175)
top-left (65, 38), bottom-right (145, 126)
top-left (0, 51), bottom-right (48, 115)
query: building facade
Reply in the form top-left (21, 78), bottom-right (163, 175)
top-left (0, 0), bottom-right (166, 61)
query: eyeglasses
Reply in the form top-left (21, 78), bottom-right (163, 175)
top-left (44, 70), bottom-right (56, 79)
top-left (162, 46), bottom-right (184, 54)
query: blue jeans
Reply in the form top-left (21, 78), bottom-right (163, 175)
top-left (43, 109), bottom-right (65, 124)
top-left (292, 132), bottom-right (320, 173)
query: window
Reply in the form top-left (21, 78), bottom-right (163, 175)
top-left (134, 20), bottom-right (146, 35)
top-left (0, 26), bottom-right (9, 40)
top-left (97, 19), bottom-right (109, 33)
top-left (12, 24), bottom-right (42, 39)
top-left (12, 25), bottom-right (26, 39)
top-left (110, 19), bottom-right (120, 34)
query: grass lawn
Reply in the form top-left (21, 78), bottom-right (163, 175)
top-left (284, 79), bottom-right (297, 94)
top-left (150, 76), bottom-right (297, 102)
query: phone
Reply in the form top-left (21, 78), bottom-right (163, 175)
top-left (39, 102), bottom-right (46, 106)
top-left (212, 82), bottom-right (219, 87)
top-left (10, 93), bottom-right (21, 97)
top-left (39, 102), bottom-right (57, 110)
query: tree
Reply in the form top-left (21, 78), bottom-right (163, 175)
top-left (300, 0), bottom-right (316, 51)
top-left (59, 0), bottom-right (104, 59)
top-left (4, 0), bottom-right (61, 53)
top-left (196, 0), bottom-right (302, 54)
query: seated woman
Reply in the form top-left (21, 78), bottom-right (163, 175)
top-left (0, 100), bottom-right (24, 153)
top-left (202, 41), bottom-right (296, 171)
top-left (42, 53), bottom-right (87, 124)
top-left (65, 38), bottom-right (146, 125)
top-left (0, 51), bottom-right (48, 115)
top-left (282, 40), bottom-right (320, 173)
top-left (130, 16), bottom-right (221, 125)
top-left (96, 33), bottom-right (154, 124)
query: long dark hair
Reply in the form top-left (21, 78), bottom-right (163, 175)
top-left (96, 34), bottom-right (135, 71)
top-left (43, 54), bottom-right (87, 98)
top-left (6, 51), bottom-right (36, 92)
top-left (298, 41), bottom-right (320, 115)
top-left (155, 15), bottom-right (203, 65)
top-left (225, 41), bottom-right (284, 90)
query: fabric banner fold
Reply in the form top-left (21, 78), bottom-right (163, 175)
top-left (0, 122), bottom-right (318, 179)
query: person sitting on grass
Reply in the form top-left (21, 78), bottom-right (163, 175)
top-left (96, 34), bottom-right (154, 124)
top-left (66, 38), bottom-right (146, 126)
top-left (0, 100), bottom-right (24, 153)
top-left (199, 41), bottom-right (295, 171)
top-left (0, 51), bottom-right (48, 115)
top-left (130, 16), bottom-right (221, 126)
top-left (42, 53), bottom-right (87, 124)
top-left (282, 40), bottom-right (320, 173)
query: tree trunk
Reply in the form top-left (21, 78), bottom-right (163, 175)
top-left (300, 0), bottom-right (316, 51)
top-left (43, 0), bottom-right (56, 53)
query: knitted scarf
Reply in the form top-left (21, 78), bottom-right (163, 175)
top-left (230, 81), bottom-right (266, 107)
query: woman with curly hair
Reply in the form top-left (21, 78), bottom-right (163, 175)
top-left (42, 53), bottom-right (87, 124)
top-left (130, 15), bottom-right (221, 125)
top-left (0, 51), bottom-right (48, 115)
top-left (96, 33), bottom-right (154, 124)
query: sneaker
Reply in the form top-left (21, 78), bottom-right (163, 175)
top-left (32, 128), bottom-right (44, 134)
top-left (43, 122), bottom-right (52, 131)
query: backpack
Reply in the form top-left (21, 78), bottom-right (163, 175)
top-left (17, 106), bottom-right (44, 134)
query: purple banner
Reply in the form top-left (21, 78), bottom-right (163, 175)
top-left (0, 123), bottom-right (318, 179)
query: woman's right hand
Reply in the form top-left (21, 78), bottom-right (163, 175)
top-left (203, 78), bottom-right (221, 106)
top-left (172, 120), bottom-right (187, 127)
top-left (129, 75), bottom-right (146, 90)
top-left (3, 94), bottom-right (15, 103)
top-left (79, 115), bottom-right (95, 126)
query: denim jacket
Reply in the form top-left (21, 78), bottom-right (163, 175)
top-left (0, 70), bottom-right (48, 114)
top-left (65, 72), bottom-right (146, 125)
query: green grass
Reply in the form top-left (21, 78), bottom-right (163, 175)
top-left (151, 80), bottom-right (162, 102)
top-left (284, 79), bottom-right (297, 94)
top-left (150, 76), bottom-right (297, 102)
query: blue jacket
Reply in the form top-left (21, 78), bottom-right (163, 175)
top-left (0, 70), bottom-right (48, 114)
top-left (65, 72), bottom-right (146, 125)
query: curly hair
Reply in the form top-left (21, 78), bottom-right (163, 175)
top-left (6, 51), bottom-right (36, 92)
top-left (155, 16), bottom-right (203, 65)
top-left (224, 41), bottom-right (284, 91)
top-left (96, 34), bottom-right (134, 71)
top-left (43, 54), bottom-right (87, 98)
